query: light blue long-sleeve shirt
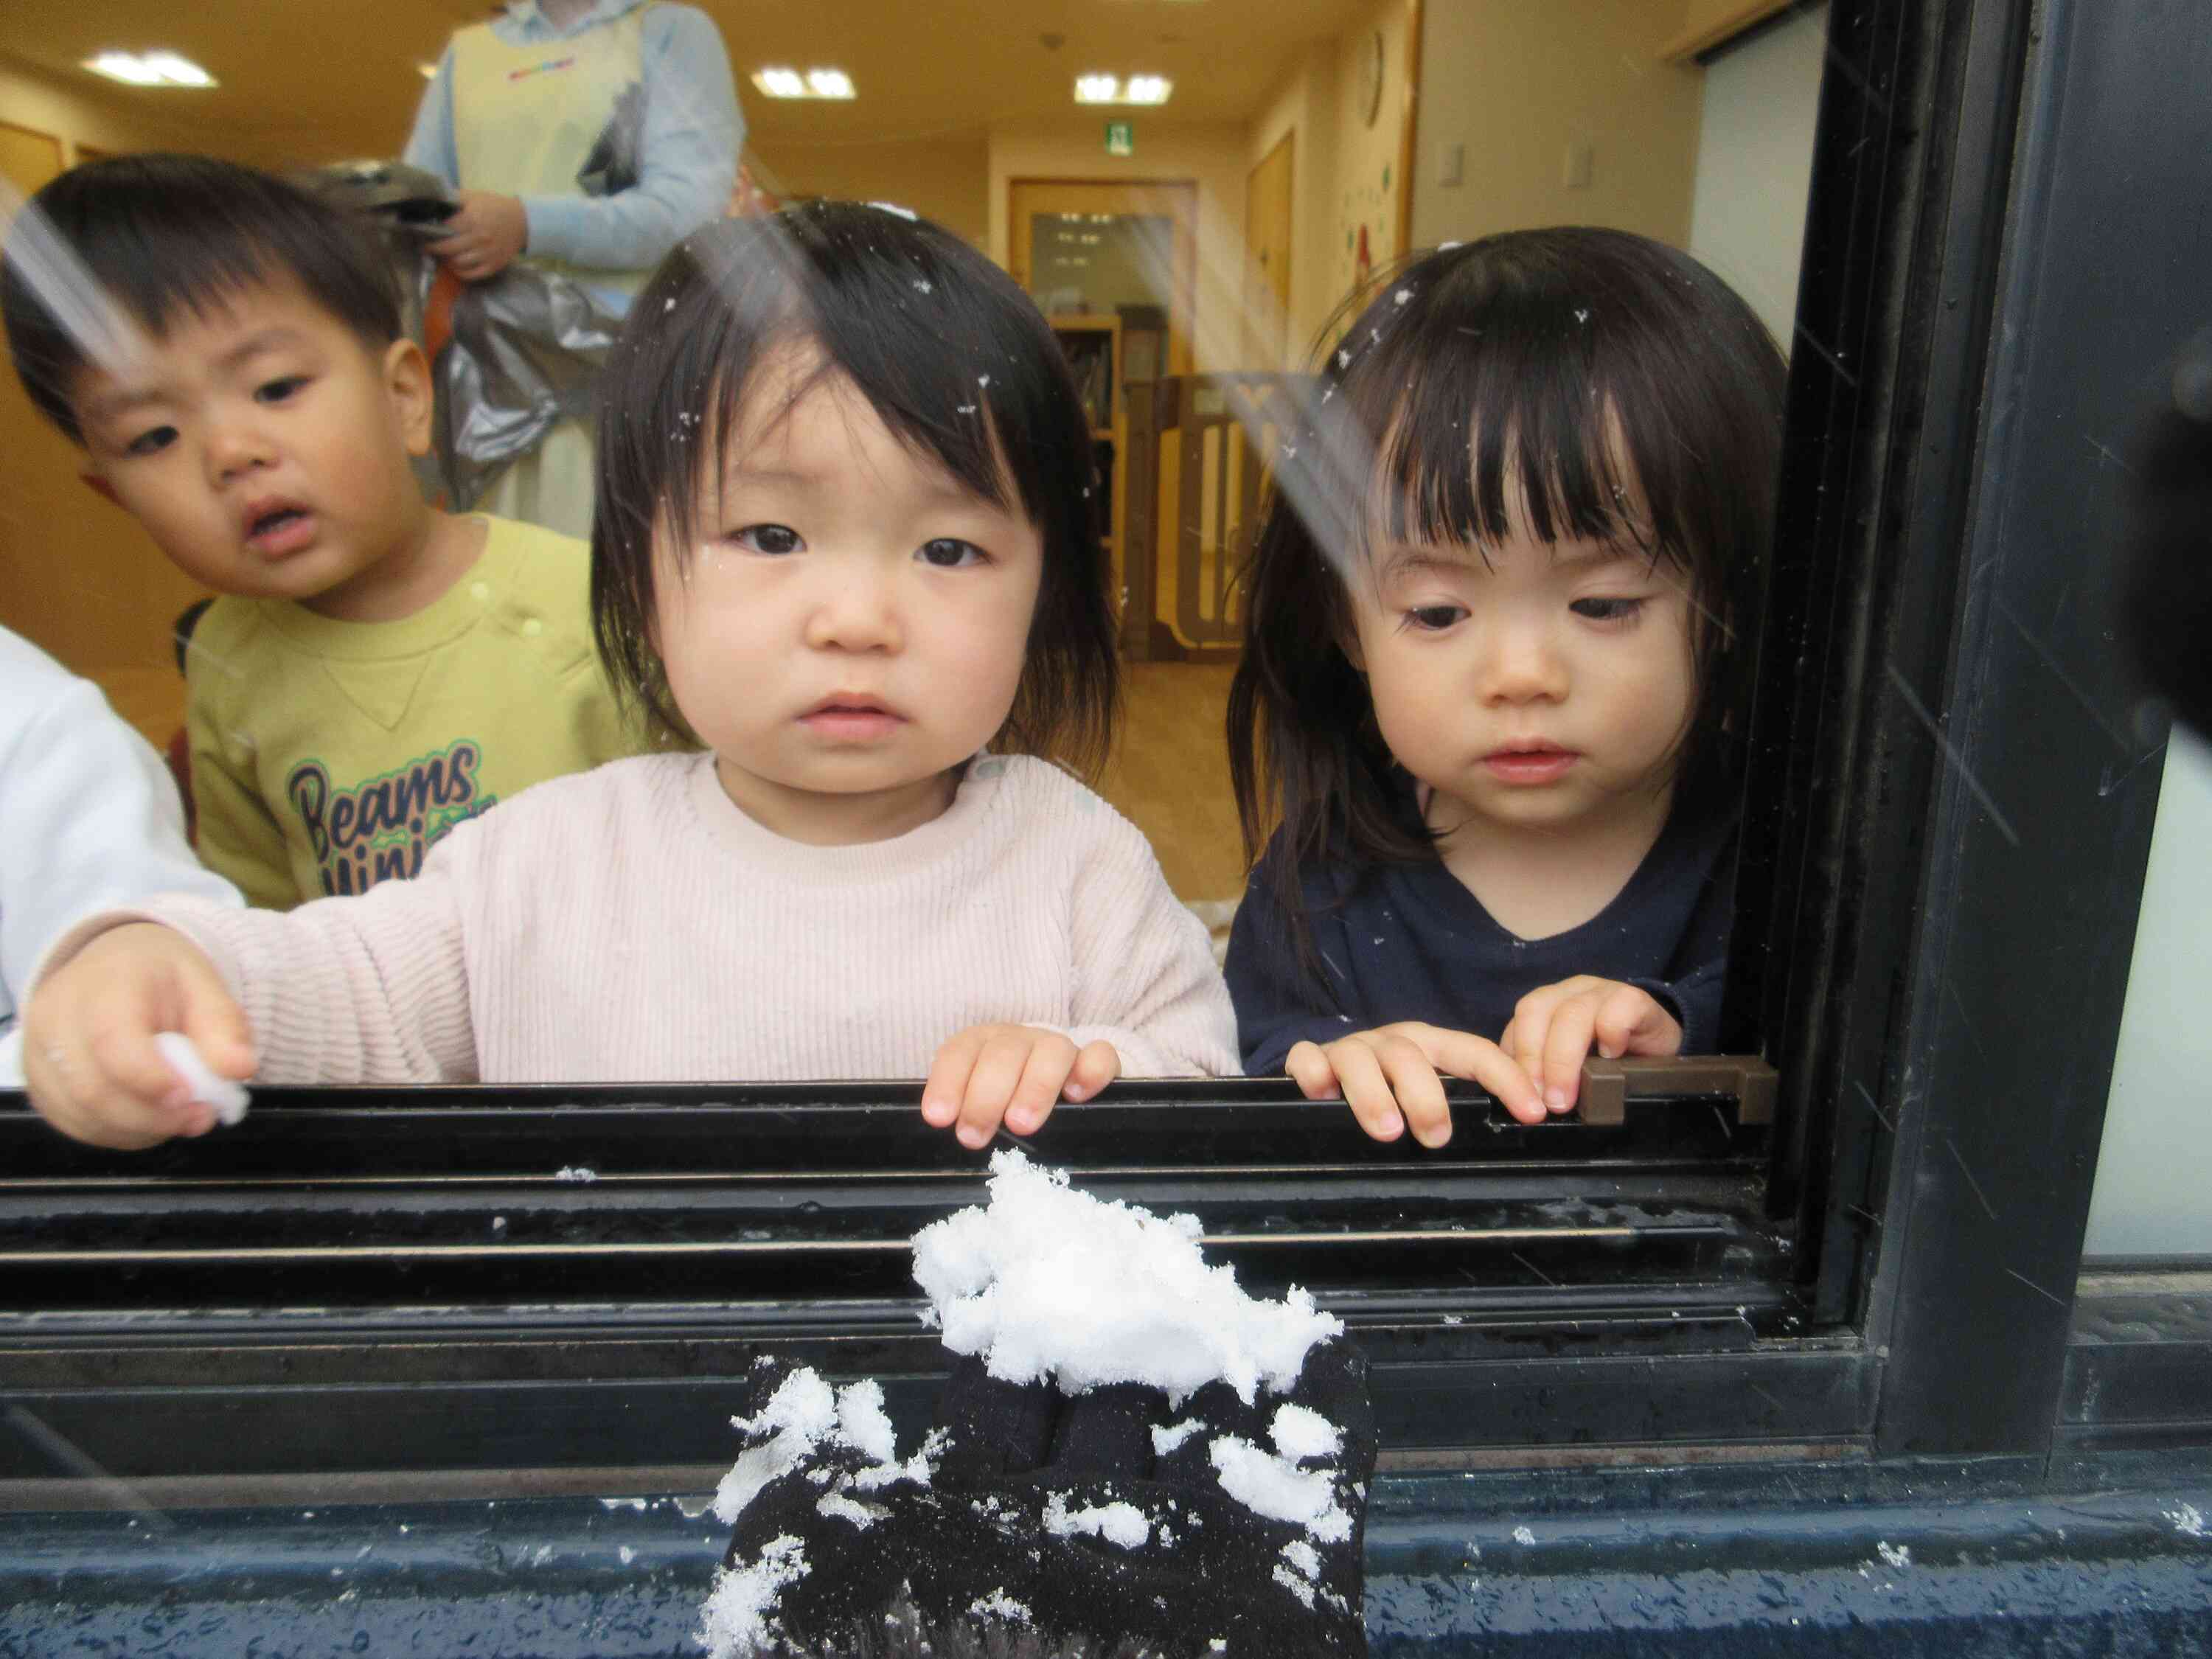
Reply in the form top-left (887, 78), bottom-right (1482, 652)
top-left (403, 0), bottom-right (742, 304)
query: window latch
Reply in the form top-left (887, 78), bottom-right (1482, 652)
top-left (1576, 1055), bottom-right (1778, 1127)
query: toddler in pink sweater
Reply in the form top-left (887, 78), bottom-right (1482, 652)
top-left (23, 202), bottom-right (1237, 1151)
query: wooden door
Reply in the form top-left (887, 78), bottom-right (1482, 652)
top-left (1242, 132), bottom-right (1295, 370)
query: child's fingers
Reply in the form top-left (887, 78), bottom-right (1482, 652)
top-left (1284, 1040), bottom-right (1343, 1102)
top-left (1539, 994), bottom-right (1603, 1112)
top-left (956, 1028), bottom-right (1046, 1150)
top-left (175, 956), bottom-right (257, 1081)
top-left (921, 1028), bottom-right (987, 1129)
top-left (1321, 1038), bottom-right (1405, 1142)
top-left (1060, 1040), bottom-right (1120, 1104)
top-left (1368, 1032), bottom-right (1452, 1147)
top-left (85, 974), bottom-right (198, 1114)
top-left (1413, 1026), bottom-right (1545, 1125)
top-left (1001, 1033), bottom-right (1080, 1137)
top-left (1503, 991), bottom-right (1563, 1098)
top-left (31, 1021), bottom-right (203, 1150)
top-left (1593, 986), bottom-right (1682, 1060)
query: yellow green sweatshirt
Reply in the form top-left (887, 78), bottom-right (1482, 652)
top-left (184, 515), bottom-right (646, 908)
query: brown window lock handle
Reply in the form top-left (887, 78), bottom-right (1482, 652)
top-left (1576, 1055), bottom-right (1779, 1128)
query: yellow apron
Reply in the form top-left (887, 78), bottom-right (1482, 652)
top-left (448, 8), bottom-right (650, 538)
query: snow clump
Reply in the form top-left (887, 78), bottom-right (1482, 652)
top-left (911, 1150), bottom-right (1341, 1405)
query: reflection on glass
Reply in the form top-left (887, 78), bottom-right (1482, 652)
top-left (1026, 211), bottom-right (1176, 324)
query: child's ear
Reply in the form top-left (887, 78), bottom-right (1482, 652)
top-left (79, 470), bottom-right (121, 509)
top-left (1337, 625), bottom-right (1366, 672)
top-left (381, 337), bottom-right (436, 458)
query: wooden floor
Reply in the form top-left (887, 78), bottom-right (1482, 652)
top-left (1096, 661), bottom-right (1247, 905)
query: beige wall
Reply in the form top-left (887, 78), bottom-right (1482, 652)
top-left (987, 118), bottom-right (1248, 375)
top-left (4, 55), bottom-right (236, 167)
top-left (0, 55), bottom-right (250, 690)
top-left (1408, 1), bottom-right (1704, 254)
top-left (1243, 0), bottom-right (1419, 371)
top-left (1324, 0), bottom-right (1416, 310)
top-left (0, 52), bottom-right (318, 170)
top-left (1247, 41), bottom-right (1342, 369)
top-left (752, 134), bottom-right (990, 251)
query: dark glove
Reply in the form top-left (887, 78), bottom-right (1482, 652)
top-left (706, 1340), bottom-right (1376, 1658)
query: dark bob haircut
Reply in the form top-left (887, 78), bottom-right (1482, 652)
top-left (1, 153), bottom-right (402, 445)
top-left (591, 201), bottom-right (1119, 776)
top-left (1227, 226), bottom-right (1788, 944)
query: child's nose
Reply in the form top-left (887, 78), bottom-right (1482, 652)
top-left (204, 420), bottom-right (276, 485)
top-left (1478, 619), bottom-right (1568, 703)
top-left (803, 571), bottom-right (902, 653)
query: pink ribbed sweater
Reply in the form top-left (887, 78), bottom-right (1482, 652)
top-left (60, 754), bottom-right (1239, 1085)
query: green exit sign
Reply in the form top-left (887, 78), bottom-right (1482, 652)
top-left (1105, 120), bottom-right (1134, 157)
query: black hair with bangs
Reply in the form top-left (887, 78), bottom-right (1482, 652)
top-left (1228, 226), bottom-right (1787, 953)
top-left (1, 153), bottom-right (401, 445)
top-left (591, 201), bottom-right (1119, 776)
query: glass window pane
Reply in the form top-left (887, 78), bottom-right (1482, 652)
top-left (1026, 211), bottom-right (1177, 320)
top-left (2083, 728), bottom-right (2212, 1259)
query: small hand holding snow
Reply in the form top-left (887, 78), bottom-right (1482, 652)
top-left (153, 1032), bottom-right (251, 1126)
top-left (921, 1023), bottom-right (1119, 1148)
top-left (21, 923), bottom-right (256, 1150)
top-left (1499, 975), bottom-right (1683, 1116)
top-left (1285, 1020), bottom-right (1545, 1144)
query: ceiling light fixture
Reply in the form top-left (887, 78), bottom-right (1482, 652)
top-left (753, 66), bottom-right (856, 100)
top-left (1074, 73), bottom-right (1172, 106)
top-left (417, 62), bottom-right (439, 80)
top-left (83, 50), bottom-right (217, 88)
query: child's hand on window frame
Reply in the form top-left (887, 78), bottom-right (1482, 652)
top-left (922, 1024), bottom-right (1120, 1150)
top-left (21, 923), bottom-right (256, 1150)
top-left (1284, 1021), bottom-right (1546, 1145)
top-left (1500, 976), bottom-right (1684, 1117)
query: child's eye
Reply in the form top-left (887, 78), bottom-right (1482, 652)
top-left (1571, 597), bottom-right (1647, 623)
top-left (1403, 603), bottom-right (1467, 632)
top-left (122, 425), bottom-right (178, 458)
top-left (730, 524), bottom-right (804, 555)
top-left (918, 538), bottom-right (987, 568)
top-left (255, 375), bottom-right (310, 404)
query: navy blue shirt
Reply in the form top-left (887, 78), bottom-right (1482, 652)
top-left (1225, 796), bottom-right (1739, 1075)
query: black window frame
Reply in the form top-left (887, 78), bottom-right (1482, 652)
top-left (6, 0), bottom-right (2211, 1506)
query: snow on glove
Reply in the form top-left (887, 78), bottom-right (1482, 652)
top-left (705, 1340), bottom-right (1375, 1658)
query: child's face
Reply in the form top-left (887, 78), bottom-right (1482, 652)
top-left (69, 276), bottom-right (433, 617)
top-left (1348, 509), bottom-right (1697, 837)
top-left (653, 350), bottom-right (1044, 844)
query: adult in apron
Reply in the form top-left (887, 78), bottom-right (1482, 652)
top-left (404, 0), bottom-right (741, 540)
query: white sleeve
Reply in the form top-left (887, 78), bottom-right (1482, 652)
top-left (0, 633), bottom-right (242, 1079)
